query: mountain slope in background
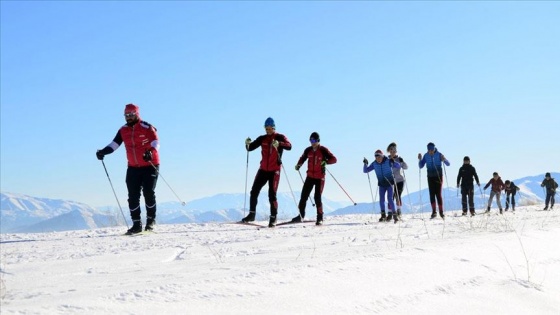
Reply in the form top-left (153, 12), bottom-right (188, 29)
top-left (1, 173), bottom-right (556, 233)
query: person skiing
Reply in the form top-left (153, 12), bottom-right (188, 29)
top-left (387, 142), bottom-right (408, 220)
top-left (364, 149), bottom-right (401, 223)
top-left (541, 172), bottom-right (558, 210)
top-left (292, 132), bottom-right (337, 225)
top-left (96, 104), bottom-right (160, 234)
top-left (483, 172), bottom-right (505, 214)
top-left (242, 117), bottom-right (292, 227)
top-left (418, 142), bottom-right (450, 219)
top-left (504, 180), bottom-right (520, 211)
top-left (456, 156), bottom-right (480, 216)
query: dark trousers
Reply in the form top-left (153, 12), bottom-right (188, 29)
top-left (545, 192), bottom-right (555, 207)
top-left (505, 192), bottom-right (516, 209)
top-left (428, 176), bottom-right (444, 212)
top-left (392, 181), bottom-right (404, 208)
top-left (250, 169), bottom-right (280, 216)
top-left (126, 165), bottom-right (159, 222)
top-left (298, 177), bottom-right (325, 216)
top-left (461, 186), bottom-right (475, 212)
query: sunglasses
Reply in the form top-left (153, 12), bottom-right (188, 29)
top-left (124, 112), bottom-right (137, 118)
top-left (310, 138), bottom-right (318, 144)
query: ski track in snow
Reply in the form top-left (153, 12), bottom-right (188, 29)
top-left (1, 206), bottom-right (560, 314)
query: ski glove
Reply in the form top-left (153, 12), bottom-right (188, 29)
top-left (245, 137), bottom-right (252, 146)
top-left (398, 157), bottom-right (404, 163)
top-left (143, 149), bottom-right (153, 162)
top-left (363, 158), bottom-right (368, 165)
top-left (272, 140), bottom-right (279, 149)
top-left (295, 164), bottom-right (301, 171)
top-left (96, 150), bottom-right (105, 160)
top-left (321, 161), bottom-right (327, 167)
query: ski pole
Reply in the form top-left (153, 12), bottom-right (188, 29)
top-left (149, 161), bottom-right (186, 206)
top-left (297, 169), bottom-right (315, 207)
top-left (243, 150), bottom-right (249, 216)
top-left (101, 160), bottom-right (129, 228)
top-left (282, 164), bottom-right (300, 218)
top-left (366, 171), bottom-right (375, 215)
top-left (325, 167), bottom-right (357, 205)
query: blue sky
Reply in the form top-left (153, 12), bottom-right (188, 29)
top-left (1, 1), bottom-right (558, 207)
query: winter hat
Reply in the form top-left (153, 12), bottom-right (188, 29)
top-left (463, 156), bottom-right (470, 161)
top-left (493, 172), bottom-right (499, 176)
top-left (309, 132), bottom-right (320, 142)
top-left (264, 117), bottom-right (275, 128)
top-left (124, 103), bottom-right (139, 117)
top-left (505, 180), bottom-right (511, 185)
top-left (387, 142), bottom-right (397, 151)
top-left (427, 142), bottom-right (436, 151)
top-left (545, 172), bottom-right (551, 178)
top-left (375, 149), bottom-right (383, 157)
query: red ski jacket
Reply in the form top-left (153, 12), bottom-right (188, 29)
top-left (106, 120), bottom-right (160, 167)
top-left (247, 132), bottom-right (291, 172)
top-left (297, 145), bottom-right (337, 179)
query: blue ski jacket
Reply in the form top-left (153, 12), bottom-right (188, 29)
top-left (364, 156), bottom-right (401, 187)
top-left (419, 149), bottom-right (450, 178)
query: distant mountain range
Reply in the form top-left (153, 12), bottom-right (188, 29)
top-left (1, 173), bottom-right (556, 233)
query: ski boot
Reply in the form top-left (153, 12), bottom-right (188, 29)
top-left (379, 212), bottom-right (387, 222)
top-left (462, 210), bottom-right (468, 216)
top-left (145, 218), bottom-right (156, 231)
top-left (470, 210), bottom-right (476, 217)
top-left (126, 221), bottom-right (142, 235)
top-left (241, 211), bottom-right (256, 223)
top-left (316, 213), bottom-right (323, 226)
top-left (393, 212), bottom-right (399, 223)
top-left (268, 215), bottom-right (277, 228)
top-left (386, 212), bottom-right (393, 222)
top-left (397, 209), bottom-right (402, 219)
top-left (484, 206), bottom-right (491, 214)
top-left (499, 209), bottom-right (503, 214)
top-left (543, 206), bottom-right (549, 211)
top-left (430, 211), bottom-right (437, 219)
top-left (439, 211), bottom-right (445, 219)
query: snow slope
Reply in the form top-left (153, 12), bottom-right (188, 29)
top-left (1, 206), bottom-right (559, 314)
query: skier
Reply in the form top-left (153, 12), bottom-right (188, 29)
top-left (483, 172), bottom-right (505, 214)
top-left (456, 156), bottom-right (480, 216)
top-left (387, 142), bottom-right (408, 220)
top-left (541, 172), bottom-right (558, 210)
top-left (293, 132), bottom-right (337, 225)
top-left (504, 180), bottom-right (520, 211)
top-left (96, 104), bottom-right (160, 234)
top-left (242, 117), bottom-right (292, 227)
top-left (418, 142), bottom-right (450, 219)
top-left (364, 149), bottom-right (401, 223)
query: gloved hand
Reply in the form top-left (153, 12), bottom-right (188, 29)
top-left (96, 150), bottom-right (105, 160)
top-left (417, 153), bottom-right (422, 160)
top-left (143, 149), bottom-right (153, 162)
top-left (363, 158), bottom-right (368, 165)
top-left (272, 139), bottom-right (279, 148)
top-left (321, 161), bottom-right (327, 167)
top-left (295, 164), bottom-right (301, 171)
top-left (398, 157), bottom-right (404, 163)
top-left (245, 137), bottom-right (251, 146)
top-left (441, 154), bottom-right (446, 161)
top-left (457, 185), bottom-right (460, 188)
top-left (477, 183), bottom-right (481, 187)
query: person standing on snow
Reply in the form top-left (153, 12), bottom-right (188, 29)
top-left (541, 172), bottom-right (558, 210)
top-left (456, 156), bottom-right (480, 216)
top-left (242, 117), bottom-right (292, 227)
top-left (293, 132), bottom-right (337, 226)
top-left (483, 172), bottom-right (505, 214)
top-left (418, 142), bottom-right (450, 219)
top-left (504, 180), bottom-right (520, 212)
top-left (96, 104), bottom-right (160, 235)
top-left (364, 149), bottom-right (401, 223)
top-left (387, 142), bottom-right (407, 220)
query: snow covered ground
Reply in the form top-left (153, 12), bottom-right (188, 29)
top-left (1, 205), bottom-right (559, 315)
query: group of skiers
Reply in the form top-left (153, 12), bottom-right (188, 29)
top-left (96, 106), bottom-right (558, 234)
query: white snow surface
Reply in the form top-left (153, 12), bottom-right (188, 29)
top-left (1, 206), bottom-right (559, 315)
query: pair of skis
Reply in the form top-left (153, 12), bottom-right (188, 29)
top-left (233, 220), bottom-right (317, 228)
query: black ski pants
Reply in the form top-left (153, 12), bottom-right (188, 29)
top-left (298, 177), bottom-right (325, 216)
top-left (126, 165), bottom-right (159, 222)
top-left (461, 185), bottom-right (475, 212)
top-left (250, 169), bottom-right (280, 216)
top-left (427, 176), bottom-right (444, 212)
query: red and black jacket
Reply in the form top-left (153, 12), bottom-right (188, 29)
top-left (247, 132), bottom-right (291, 172)
top-left (297, 145), bottom-right (337, 179)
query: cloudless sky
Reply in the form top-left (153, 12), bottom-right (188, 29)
top-left (1, 1), bottom-right (558, 208)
